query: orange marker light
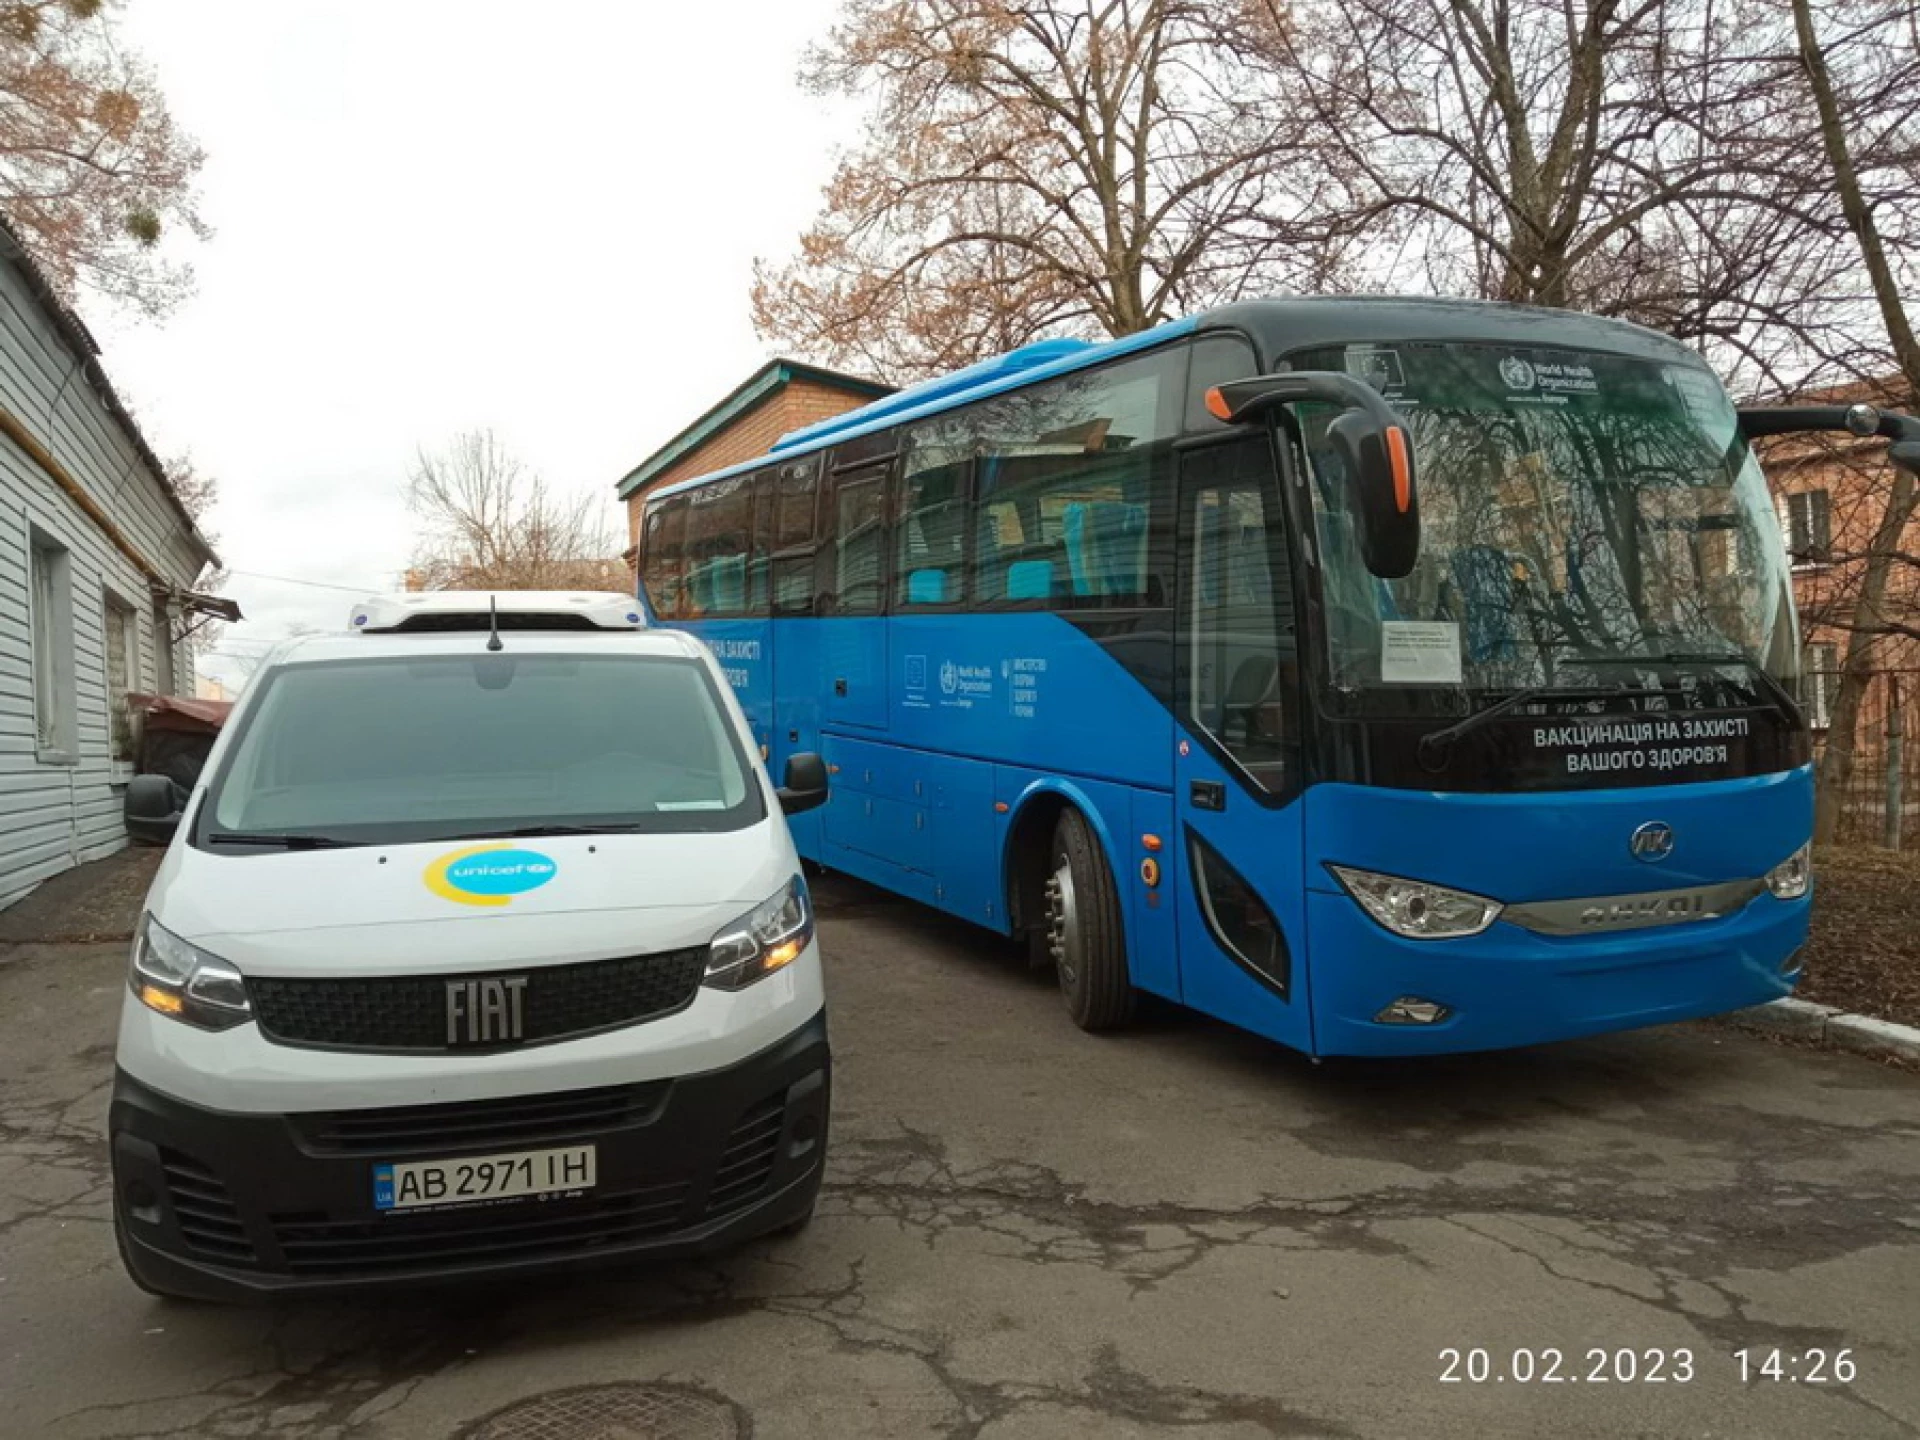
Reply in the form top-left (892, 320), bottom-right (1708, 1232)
top-left (139, 984), bottom-right (184, 1017)
top-left (1385, 426), bottom-right (1412, 513)
top-left (764, 938), bottom-right (804, 973)
top-left (1204, 386), bottom-right (1233, 422)
top-left (994, 801), bottom-right (1010, 813)
top-left (1141, 834), bottom-right (1163, 852)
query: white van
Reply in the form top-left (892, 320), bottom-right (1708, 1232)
top-left (109, 592), bottom-right (831, 1300)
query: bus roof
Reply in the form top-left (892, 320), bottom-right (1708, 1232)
top-left (642, 296), bottom-right (1705, 506)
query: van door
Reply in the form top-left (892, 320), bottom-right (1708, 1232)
top-left (1172, 432), bottom-right (1316, 1055)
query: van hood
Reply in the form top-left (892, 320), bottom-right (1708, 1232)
top-left (147, 829), bottom-right (794, 974)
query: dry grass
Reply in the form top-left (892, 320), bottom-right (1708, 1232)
top-left (1800, 845), bottom-right (1920, 1027)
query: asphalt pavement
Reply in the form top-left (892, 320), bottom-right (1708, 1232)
top-left (1, 860), bottom-right (1916, 1439)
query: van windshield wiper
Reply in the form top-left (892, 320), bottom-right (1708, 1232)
top-left (207, 831), bottom-right (359, 849)
top-left (1418, 685), bottom-right (1619, 766)
top-left (1577, 650), bottom-right (1800, 718)
top-left (458, 822), bottom-right (648, 840)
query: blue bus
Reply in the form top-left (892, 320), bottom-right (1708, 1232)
top-left (636, 297), bottom-right (1920, 1056)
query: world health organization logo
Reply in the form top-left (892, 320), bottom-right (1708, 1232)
top-left (1499, 356), bottom-right (1537, 391)
top-left (939, 660), bottom-right (959, 696)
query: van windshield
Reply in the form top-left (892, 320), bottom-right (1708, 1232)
top-left (199, 653), bottom-right (762, 848)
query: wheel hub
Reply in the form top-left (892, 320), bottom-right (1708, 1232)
top-left (1046, 862), bottom-right (1079, 985)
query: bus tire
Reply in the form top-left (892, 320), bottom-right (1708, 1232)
top-left (1047, 808), bottom-right (1135, 1032)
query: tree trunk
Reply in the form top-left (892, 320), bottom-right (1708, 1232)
top-left (1792, 0), bottom-right (1920, 842)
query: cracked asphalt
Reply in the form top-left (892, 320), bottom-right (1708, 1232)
top-left (2, 867), bottom-right (1918, 1439)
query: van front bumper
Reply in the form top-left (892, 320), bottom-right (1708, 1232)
top-left (109, 1011), bottom-right (829, 1302)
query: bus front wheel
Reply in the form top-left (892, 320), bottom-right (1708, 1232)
top-left (1046, 809), bottom-right (1136, 1032)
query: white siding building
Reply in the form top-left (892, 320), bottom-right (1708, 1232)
top-left (0, 222), bottom-right (224, 909)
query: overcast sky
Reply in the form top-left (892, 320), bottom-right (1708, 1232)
top-left (86, 0), bottom-right (857, 690)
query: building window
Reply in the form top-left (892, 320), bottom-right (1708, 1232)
top-left (29, 531), bottom-right (76, 759)
top-left (104, 592), bottom-right (139, 764)
top-left (1779, 489), bottom-right (1832, 568)
top-left (1803, 641), bottom-right (1838, 730)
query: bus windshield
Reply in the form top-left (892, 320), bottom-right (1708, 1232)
top-left (1294, 342), bottom-right (1797, 712)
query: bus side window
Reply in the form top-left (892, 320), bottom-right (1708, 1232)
top-left (683, 474), bottom-right (754, 618)
top-left (899, 421), bottom-right (972, 608)
top-left (1184, 332), bottom-right (1261, 433)
top-left (968, 349), bottom-right (1181, 609)
top-left (642, 497), bottom-right (689, 620)
top-left (828, 466), bottom-right (890, 614)
top-left (770, 458), bottom-right (820, 616)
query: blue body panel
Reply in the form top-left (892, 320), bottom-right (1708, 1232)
top-left (667, 604), bottom-right (1809, 1061)
top-left (1302, 770), bottom-right (1812, 1055)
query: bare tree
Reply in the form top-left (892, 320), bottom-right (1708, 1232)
top-left (405, 431), bottom-right (624, 593)
top-left (0, 0), bottom-right (206, 315)
top-left (1772, 0), bottom-right (1920, 842)
top-left (754, 0), bottom-right (1343, 379)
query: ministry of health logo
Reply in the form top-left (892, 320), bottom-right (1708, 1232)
top-left (1499, 356), bottom-right (1538, 391)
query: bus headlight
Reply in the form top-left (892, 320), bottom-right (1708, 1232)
top-left (705, 876), bottom-right (813, 990)
top-left (129, 914), bottom-right (253, 1030)
top-left (1327, 866), bottom-right (1502, 939)
top-left (1765, 843), bottom-right (1811, 899)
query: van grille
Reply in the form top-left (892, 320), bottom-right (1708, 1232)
top-left (269, 1180), bottom-right (691, 1275)
top-left (291, 1082), bottom-right (670, 1157)
top-left (160, 1149), bottom-right (257, 1266)
top-left (249, 949), bottom-right (707, 1053)
top-left (705, 1096), bottom-right (785, 1217)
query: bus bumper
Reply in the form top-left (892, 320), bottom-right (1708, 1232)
top-left (1306, 888), bottom-right (1809, 1058)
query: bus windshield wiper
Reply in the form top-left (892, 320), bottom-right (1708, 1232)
top-left (208, 831), bottom-right (359, 849)
top-left (1418, 685), bottom-right (1617, 766)
top-left (1577, 651), bottom-right (1800, 718)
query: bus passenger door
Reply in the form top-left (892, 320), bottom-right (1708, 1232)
top-left (1172, 433), bottom-right (1315, 1055)
top-left (821, 458), bottom-right (892, 732)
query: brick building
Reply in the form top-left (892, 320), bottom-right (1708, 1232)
top-left (1758, 383), bottom-right (1920, 838)
top-left (618, 359), bottom-right (892, 578)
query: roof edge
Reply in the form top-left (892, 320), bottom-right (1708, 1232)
top-left (615, 356), bottom-right (893, 500)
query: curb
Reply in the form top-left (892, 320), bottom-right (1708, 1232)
top-left (1723, 997), bottom-right (1920, 1063)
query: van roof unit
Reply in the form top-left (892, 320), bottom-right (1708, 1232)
top-left (348, 591), bottom-right (646, 634)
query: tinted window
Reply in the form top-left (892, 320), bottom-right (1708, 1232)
top-left (770, 458), bottom-right (820, 615)
top-left (1186, 333), bottom-right (1261, 432)
top-left (898, 421), bottom-right (971, 607)
top-left (830, 468), bottom-right (889, 614)
top-left (202, 654), bottom-right (763, 846)
top-left (641, 498), bottom-right (688, 619)
top-left (683, 474), bottom-right (754, 618)
top-left (969, 350), bottom-right (1179, 607)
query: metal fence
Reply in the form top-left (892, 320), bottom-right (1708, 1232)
top-left (1812, 667), bottom-right (1920, 848)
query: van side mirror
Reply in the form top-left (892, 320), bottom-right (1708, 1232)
top-left (1205, 370), bottom-right (1420, 578)
top-left (777, 752), bottom-right (829, 815)
top-left (125, 773), bottom-right (184, 845)
top-left (1739, 402), bottom-right (1920, 475)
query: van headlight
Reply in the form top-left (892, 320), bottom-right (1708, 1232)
top-left (129, 914), bottom-right (253, 1030)
top-left (1327, 865), bottom-right (1502, 939)
top-left (1765, 843), bottom-right (1811, 899)
top-left (704, 876), bottom-right (812, 990)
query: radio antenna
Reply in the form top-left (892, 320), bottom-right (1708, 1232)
top-left (486, 594), bottom-right (504, 652)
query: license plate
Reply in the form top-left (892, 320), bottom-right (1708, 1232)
top-left (373, 1144), bottom-right (596, 1212)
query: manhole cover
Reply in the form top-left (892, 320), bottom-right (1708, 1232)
top-left (457, 1383), bottom-right (743, 1440)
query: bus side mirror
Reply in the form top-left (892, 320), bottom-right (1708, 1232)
top-left (1328, 409), bottom-right (1419, 580)
top-left (1206, 371), bottom-right (1420, 580)
top-left (1739, 402), bottom-right (1920, 475)
top-left (778, 752), bottom-right (828, 815)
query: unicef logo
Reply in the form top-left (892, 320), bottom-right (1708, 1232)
top-left (1499, 356), bottom-right (1537, 391)
top-left (424, 846), bottom-right (558, 908)
top-left (939, 660), bottom-right (959, 696)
